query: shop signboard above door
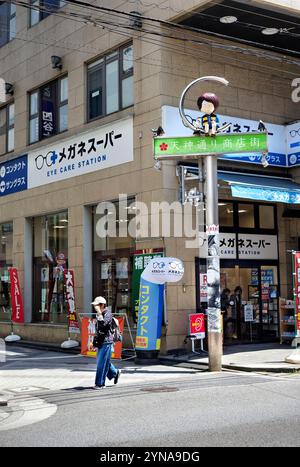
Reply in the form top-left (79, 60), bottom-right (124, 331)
top-left (287, 121), bottom-right (300, 167)
top-left (161, 105), bottom-right (294, 167)
top-left (28, 116), bottom-right (133, 189)
top-left (199, 233), bottom-right (278, 260)
top-left (0, 117), bottom-right (133, 197)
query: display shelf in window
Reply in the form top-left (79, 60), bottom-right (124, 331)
top-left (279, 298), bottom-right (296, 344)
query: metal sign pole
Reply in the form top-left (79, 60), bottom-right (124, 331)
top-left (205, 154), bottom-right (222, 372)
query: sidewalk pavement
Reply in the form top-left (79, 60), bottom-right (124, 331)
top-left (159, 343), bottom-right (300, 373)
top-left (4, 340), bottom-right (300, 373)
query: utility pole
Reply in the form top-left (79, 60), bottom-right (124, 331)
top-left (204, 155), bottom-right (222, 371)
top-left (153, 75), bottom-right (268, 372)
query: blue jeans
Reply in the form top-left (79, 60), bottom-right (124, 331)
top-left (95, 343), bottom-right (118, 387)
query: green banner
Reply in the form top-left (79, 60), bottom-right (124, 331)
top-left (131, 251), bottom-right (163, 324)
top-left (154, 132), bottom-right (268, 159)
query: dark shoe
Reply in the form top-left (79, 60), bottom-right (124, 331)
top-left (114, 370), bottom-right (121, 385)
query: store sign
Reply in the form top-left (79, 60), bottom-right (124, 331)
top-left (142, 257), bottom-right (184, 284)
top-left (131, 251), bottom-right (164, 323)
top-left (153, 132), bottom-right (268, 159)
top-left (9, 267), bottom-right (24, 324)
top-left (162, 106), bottom-right (287, 167)
top-left (64, 270), bottom-right (80, 334)
top-left (136, 257), bottom-right (184, 352)
top-left (189, 313), bottom-right (205, 339)
top-left (27, 116), bottom-right (133, 189)
top-left (199, 234), bottom-right (277, 260)
top-left (0, 154), bottom-right (28, 197)
top-left (135, 278), bottom-right (164, 351)
top-left (231, 184), bottom-right (300, 204)
top-left (287, 121), bottom-right (300, 167)
top-left (238, 234), bottom-right (278, 259)
top-left (293, 252), bottom-right (300, 337)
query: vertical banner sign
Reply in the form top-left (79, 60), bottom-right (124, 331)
top-left (41, 84), bottom-right (56, 138)
top-left (135, 258), bottom-right (184, 353)
top-left (64, 270), bottom-right (80, 334)
top-left (189, 313), bottom-right (205, 339)
top-left (200, 273), bottom-right (208, 303)
top-left (8, 267), bottom-right (24, 323)
top-left (207, 225), bottom-right (221, 333)
top-left (294, 253), bottom-right (300, 337)
top-left (131, 251), bottom-right (163, 323)
top-left (135, 278), bottom-right (164, 351)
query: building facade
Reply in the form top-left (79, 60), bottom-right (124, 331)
top-left (0, 0), bottom-right (300, 350)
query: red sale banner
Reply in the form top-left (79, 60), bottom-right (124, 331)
top-left (189, 313), bottom-right (205, 339)
top-left (294, 253), bottom-right (300, 336)
top-left (9, 267), bottom-right (24, 324)
top-left (64, 269), bottom-right (80, 334)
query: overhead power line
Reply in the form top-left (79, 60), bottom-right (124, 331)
top-left (4, 0), bottom-right (300, 82)
top-left (8, 0), bottom-right (300, 66)
top-left (47, 0), bottom-right (300, 58)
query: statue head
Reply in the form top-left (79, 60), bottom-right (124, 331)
top-left (197, 92), bottom-right (220, 115)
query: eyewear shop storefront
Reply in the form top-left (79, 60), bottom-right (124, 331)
top-left (0, 116), bottom-right (135, 336)
top-left (195, 170), bottom-right (300, 345)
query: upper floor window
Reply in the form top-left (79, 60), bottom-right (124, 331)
top-left (0, 2), bottom-right (16, 47)
top-left (29, 0), bottom-right (66, 27)
top-left (87, 44), bottom-right (133, 121)
top-left (219, 200), bottom-right (276, 232)
top-left (29, 76), bottom-right (68, 144)
top-left (0, 103), bottom-right (15, 155)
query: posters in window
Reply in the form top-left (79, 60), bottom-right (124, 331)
top-left (116, 259), bottom-right (128, 279)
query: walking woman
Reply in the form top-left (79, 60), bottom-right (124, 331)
top-left (91, 296), bottom-right (121, 389)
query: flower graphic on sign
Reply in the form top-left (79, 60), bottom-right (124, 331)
top-left (159, 143), bottom-right (168, 151)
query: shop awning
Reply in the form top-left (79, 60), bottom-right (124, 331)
top-left (218, 171), bottom-right (300, 204)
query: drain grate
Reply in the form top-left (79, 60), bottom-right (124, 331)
top-left (140, 386), bottom-right (179, 393)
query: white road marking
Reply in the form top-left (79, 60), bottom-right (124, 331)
top-left (0, 396), bottom-right (57, 431)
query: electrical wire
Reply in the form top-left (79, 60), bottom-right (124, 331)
top-left (2, 0), bottom-right (300, 84)
top-left (44, 0), bottom-right (300, 58)
top-left (7, 0), bottom-right (300, 68)
top-left (127, 0), bottom-right (300, 29)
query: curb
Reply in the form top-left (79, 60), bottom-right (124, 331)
top-left (160, 356), bottom-right (300, 373)
top-left (222, 364), bottom-right (300, 373)
top-left (5, 340), bottom-right (81, 355)
top-left (159, 356), bottom-right (209, 369)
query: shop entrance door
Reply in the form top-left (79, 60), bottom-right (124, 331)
top-left (93, 249), bottom-right (132, 323)
top-left (220, 263), bottom-right (279, 343)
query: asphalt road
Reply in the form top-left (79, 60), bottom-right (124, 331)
top-left (1, 345), bottom-right (300, 447)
